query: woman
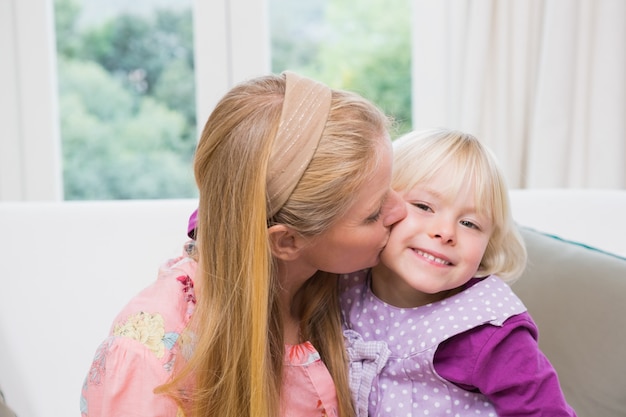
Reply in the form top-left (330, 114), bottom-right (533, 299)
top-left (81, 71), bottom-right (406, 417)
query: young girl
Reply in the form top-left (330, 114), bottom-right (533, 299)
top-left (340, 128), bottom-right (577, 416)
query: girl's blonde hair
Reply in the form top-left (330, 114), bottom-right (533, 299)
top-left (159, 73), bottom-right (390, 417)
top-left (392, 128), bottom-right (527, 282)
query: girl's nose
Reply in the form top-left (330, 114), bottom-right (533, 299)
top-left (382, 190), bottom-right (407, 227)
top-left (430, 221), bottom-right (456, 244)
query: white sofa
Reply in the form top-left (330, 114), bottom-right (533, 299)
top-left (0, 189), bottom-right (624, 417)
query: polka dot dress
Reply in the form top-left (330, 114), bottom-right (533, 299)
top-left (340, 272), bottom-right (527, 417)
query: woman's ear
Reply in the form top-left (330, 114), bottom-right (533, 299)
top-left (268, 224), bottom-right (304, 260)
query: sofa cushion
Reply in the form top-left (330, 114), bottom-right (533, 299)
top-left (513, 227), bottom-right (626, 417)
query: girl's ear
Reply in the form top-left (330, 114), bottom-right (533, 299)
top-left (268, 224), bottom-right (305, 260)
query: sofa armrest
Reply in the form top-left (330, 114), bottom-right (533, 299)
top-left (513, 227), bottom-right (626, 417)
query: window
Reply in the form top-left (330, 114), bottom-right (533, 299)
top-left (269, 0), bottom-right (412, 138)
top-left (54, 0), bottom-right (411, 200)
top-left (5, 1), bottom-right (618, 202)
top-left (54, 0), bottom-right (197, 200)
top-left (2, 0), bottom-right (410, 201)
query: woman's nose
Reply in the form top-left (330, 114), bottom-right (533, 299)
top-left (382, 190), bottom-right (407, 227)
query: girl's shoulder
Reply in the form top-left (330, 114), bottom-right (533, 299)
top-left (339, 268), bottom-right (370, 292)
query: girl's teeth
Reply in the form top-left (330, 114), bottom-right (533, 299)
top-left (416, 249), bottom-right (450, 265)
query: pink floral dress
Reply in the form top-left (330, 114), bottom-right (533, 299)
top-left (80, 249), bottom-right (338, 417)
top-left (283, 342), bottom-right (339, 416)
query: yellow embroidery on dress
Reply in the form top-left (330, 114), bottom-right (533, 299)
top-left (114, 312), bottom-right (166, 358)
top-left (178, 328), bottom-right (196, 360)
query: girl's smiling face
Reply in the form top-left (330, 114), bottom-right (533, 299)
top-left (372, 168), bottom-right (494, 308)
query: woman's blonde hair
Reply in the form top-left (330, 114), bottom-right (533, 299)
top-left (159, 73), bottom-right (390, 417)
top-left (392, 128), bottom-right (527, 282)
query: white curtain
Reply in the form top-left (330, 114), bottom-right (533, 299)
top-left (411, 0), bottom-right (625, 189)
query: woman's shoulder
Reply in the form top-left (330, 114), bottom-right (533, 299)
top-left (110, 253), bottom-right (198, 338)
top-left (82, 252), bottom-right (198, 387)
top-left (81, 252), bottom-right (198, 416)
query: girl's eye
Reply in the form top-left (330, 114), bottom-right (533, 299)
top-left (460, 220), bottom-right (479, 230)
top-left (413, 203), bottom-right (432, 212)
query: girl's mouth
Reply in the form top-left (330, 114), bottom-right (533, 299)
top-left (414, 249), bottom-right (452, 265)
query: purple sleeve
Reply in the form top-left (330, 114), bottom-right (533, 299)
top-left (434, 312), bottom-right (577, 417)
top-left (187, 209), bottom-right (198, 238)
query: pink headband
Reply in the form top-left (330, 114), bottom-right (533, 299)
top-left (188, 71), bottom-right (332, 237)
top-left (266, 71), bottom-right (332, 217)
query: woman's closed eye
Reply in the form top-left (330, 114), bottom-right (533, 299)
top-left (365, 209), bottom-right (382, 223)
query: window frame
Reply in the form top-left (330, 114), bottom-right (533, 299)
top-left (0, 0), bottom-right (62, 200)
